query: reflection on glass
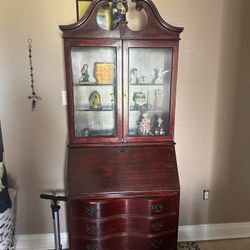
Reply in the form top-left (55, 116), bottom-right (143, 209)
top-left (71, 47), bottom-right (117, 137)
top-left (128, 48), bottom-right (173, 137)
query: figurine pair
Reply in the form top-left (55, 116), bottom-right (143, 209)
top-left (130, 68), bottom-right (170, 85)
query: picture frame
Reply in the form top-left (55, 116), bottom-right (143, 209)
top-left (76, 0), bottom-right (92, 20)
top-left (96, 9), bottom-right (112, 30)
top-left (76, 0), bottom-right (112, 30)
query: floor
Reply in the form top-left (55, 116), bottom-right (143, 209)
top-left (178, 238), bottom-right (250, 250)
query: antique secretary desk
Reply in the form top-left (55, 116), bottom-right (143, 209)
top-left (60, 0), bottom-right (183, 249)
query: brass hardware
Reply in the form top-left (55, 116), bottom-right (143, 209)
top-left (85, 206), bottom-right (97, 217)
top-left (150, 240), bottom-right (163, 249)
top-left (151, 204), bottom-right (164, 213)
top-left (86, 243), bottom-right (98, 250)
top-left (85, 224), bottom-right (97, 234)
top-left (152, 222), bottom-right (164, 231)
top-left (118, 147), bottom-right (127, 153)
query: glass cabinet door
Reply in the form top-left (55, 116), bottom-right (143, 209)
top-left (70, 46), bottom-right (117, 138)
top-left (128, 47), bottom-right (173, 138)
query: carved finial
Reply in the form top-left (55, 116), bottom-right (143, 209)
top-left (132, 0), bottom-right (143, 11)
top-left (102, 0), bottom-right (110, 10)
top-left (112, 0), bottom-right (128, 29)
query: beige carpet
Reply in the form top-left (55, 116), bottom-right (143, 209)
top-left (178, 238), bottom-right (250, 250)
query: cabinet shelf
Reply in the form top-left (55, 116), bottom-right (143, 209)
top-left (75, 106), bottom-right (114, 112)
top-left (130, 83), bottom-right (163, 86)
top-left (74, 83), bottom-right (114, 86)
top-left (129, 107), bottom-right (162, 112)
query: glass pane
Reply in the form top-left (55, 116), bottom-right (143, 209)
top-left (71, 47), bottom-right (117, 137)
top-left (128, 48), bottom-right (173, 137)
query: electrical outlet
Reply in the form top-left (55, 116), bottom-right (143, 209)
top-left (203, 190), bottom-right (209, 200)
top-left (62, 90), bottom-right (67, 106)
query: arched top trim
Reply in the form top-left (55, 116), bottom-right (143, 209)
top-left (60, 0), bottom-right (183, 39)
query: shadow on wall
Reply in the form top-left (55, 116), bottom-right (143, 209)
top-left (208, 0), bottom-right (250, 223)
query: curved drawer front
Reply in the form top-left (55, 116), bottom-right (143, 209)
top-left (71, 195), bottom-right (178, 219)
top-left (71, 215), bottom-right (177, 237)
top-left (128, 215), bottom-right (178, 234)
top-left (71, 217), bottom-right (126, 237)
top-left (71, 199), bottom-right (125, 219)
top-left (71, 232), bottom-right (177, 250)
top-left (128, 196), bottom-right (177, 216)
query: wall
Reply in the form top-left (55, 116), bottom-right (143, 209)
top-left (0, 0), bottom-right (250, 235)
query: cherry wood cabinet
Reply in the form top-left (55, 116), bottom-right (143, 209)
top-left (60, 0), bottom-right (183, 249)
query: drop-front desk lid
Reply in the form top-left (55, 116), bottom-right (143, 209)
top-left (67, 144), bottom-right (179, 198)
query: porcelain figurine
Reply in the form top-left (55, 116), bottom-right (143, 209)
top-left (154, 116), bottom-right (165, 135)
top-left (133, 92), bottom-right (147, 109)
top-left (112, 0), bottom-right (128, 28)
top-left (139, 75), bottom-right (147, 84)
top-left (130, 68), bottom-right (139, 84)
top-left (79, 64), bottom-right (89, 82)
top-left (139, 113), bottom-right (151, 136)
top-left (152, 69), bottom-right (169, 84)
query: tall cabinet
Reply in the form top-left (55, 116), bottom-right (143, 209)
top-left (60, 0), bottom-right (183, 249)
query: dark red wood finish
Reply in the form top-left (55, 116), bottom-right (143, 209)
top-left (60, 0), bottom-right (183, 145)
top-left (60, 0), bottom-right (183, 249)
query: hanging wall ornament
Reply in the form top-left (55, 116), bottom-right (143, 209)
top-left (27, 39), bottom-right (41, 111)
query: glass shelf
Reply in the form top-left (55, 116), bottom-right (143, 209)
top-left (75, 106), bottom-right (114, 112)
top-left (129, 107), bottom-right (163, 112)
top-left (128, 47), bottom-right (173, 137)
top-left (71, 46), bottom-right (117, 138)
top-left (74, 83), bottom-right (115, 86)
top-left (130, 83), bottom-right (163, 86)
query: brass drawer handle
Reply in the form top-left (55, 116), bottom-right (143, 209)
top-left (85, 206), bottom-right (97, 217)
top-left (86, 243), bottom-right (97, 250)
top-left (151, 204), bottom-right (164, 213)
top-left (152, 222), bottom-right (164, 231)
top-left (118, 147), bottom-right (127, 153)
top-left (151, 240), bottom-right (163, 249)
top-left (85, 224), bottom-right (97, 234)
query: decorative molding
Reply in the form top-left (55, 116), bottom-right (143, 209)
top-left (15, 222), bottom-right (250, 249)
top-left (15, 233), bottom-right (68, 250)
top-left (178, 222), bottom-right (250, 242)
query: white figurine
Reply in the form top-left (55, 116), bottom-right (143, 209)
top-left (130, 68), bottom-right (139, 84)
top-left (155, 117), bottom-right (165, 135)
top-left (152, 69), bottom-right (169, 84)
top-left (139, 113), bottom-right (151, 135)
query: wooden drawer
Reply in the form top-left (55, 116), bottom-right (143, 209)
top-left (128, 196), bottom-right (177, 216)
top-left (70, 232), bottom-right (177, 250)
top-left (71, 199), bottom-right (125, 219)
top-left (71, 214), bottom-right (178, 237)
top-left (70, 195), bottom-right (178, 219)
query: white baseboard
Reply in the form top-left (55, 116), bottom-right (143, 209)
top-left (15, 232), bottom-right (68, 250)
top-left (15, 222), bottom-right (250, 249)
top-left (178, 222), bottom-right (250, 242)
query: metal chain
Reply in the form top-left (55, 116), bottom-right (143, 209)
top-left (27, 39), bottom-right (41, 111)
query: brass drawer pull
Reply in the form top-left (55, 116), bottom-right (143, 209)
top-left (151, 204), bottom-right (164, 213)
top-left (118, 147), bottom-right (127, 153)
top-left (86, 243), bottom-right (97, 250)
top-left (152, 222), bottom-right (164, 231)
top-left (85, 224), bottom-right (97, 234)
top-left (151, 240), bottom-right (163, 249)
top-left (85, 206), bottom-right (97, 217)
